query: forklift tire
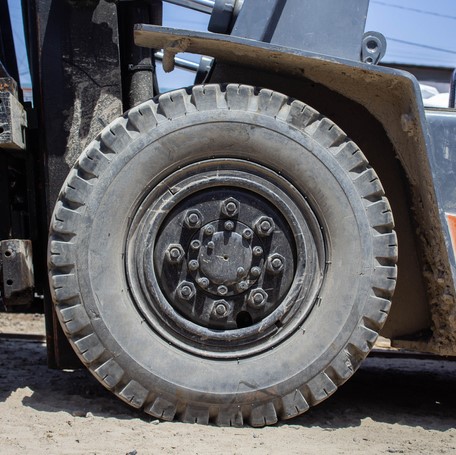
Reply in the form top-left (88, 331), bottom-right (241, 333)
top-left (48, 84), bottom-right (397, 426)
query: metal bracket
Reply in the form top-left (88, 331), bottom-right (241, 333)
top-left (361, 31), bottom-right (387, 65)
top-left (1, 239), bottom-right (34, 307)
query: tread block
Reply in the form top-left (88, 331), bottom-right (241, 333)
top-left (94, 358), bottom-right (124, 389)
top-left (78, 145), bottom-right (110, 177)
top-left (249, 402), bottom-right (278, 427)
top-left (182, 406), bottom-right (210, 425)
top-left (119, 380), bottom-right (148, 408)
top-left (159, 90), bottom-right (195, 119)
top-left (364, 295), bottom-right (392, 329)
top-left (311, 117), bottom-right (346, 148)
top-left (280, 389), bottom-right (309, 419)
top-left (215, 409), bottom-right (243, 427)
top-left (334, 141), bottom-right (368, 171)
top-left (127, 102), bottom-right (159, 132)
top-left (350, 325), bottom-right (378, 354)
top-left (257, 89), bottom-right (288, 117)
top-left (366, 199), bottom-right (394, 231)
top-left (373, 232), bottom-right (398, 263)
top-left (307, 373), bottom-right (337, 404)
top-left (59, 304), bottom-right (90, 334)
top-left (64, 170), bottom-right (92, 206)
top-left (100, 121), bottom-right (133, 154)
top-left (49, 240), bottom-right (76, 268)
top-left (373, 265), bottom-right (397, 295)
top-left (52, 273), bottom-right (79, 301)
top-left (52, 202), bottom-right (80, 235)
top-left (226, 84), bottom-right (254, 111)
top-left (74, 333), bottom-right (104, 363)
top-left (353, 168), bottom-right (384, 199)
top-left (284, 100), bottom-right (319, 130)
top-left (191, 85), bottom-right (227, 111)
top-left (145, 397), bottom-right (177, 421)
top-left (330, 350), bottom-right (355, 380)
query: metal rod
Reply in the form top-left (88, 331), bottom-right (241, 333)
top-left (163, 0), bottom-right (214, 14)
top-left (154, 51), bottom-right (200, 72)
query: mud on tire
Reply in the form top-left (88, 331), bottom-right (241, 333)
top-left (49, 84), bottom-right (397, 426)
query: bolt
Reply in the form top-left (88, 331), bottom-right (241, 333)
top-left (197, 277), bottom-right (209, 288)
top-left (204, 225), bottom-right (215, 236)
top-left (177, 281), bottom-right (196, 301)
top-left (237, 267), bottom-right (245, 277)
top-left (165, 244), bottom-right (185, 263)
top-left (190, 240), bottom-right (201, 250)
top-left (221, 198), bottom-right (240, 217)
top-left (188, 259), bottom-right (199, 271)
top-left (217, 285), bottom-right (228, 296)
top-left (236, 281), bottom-right (249, 292)
top-left (250, 266), bottom-right (261, 277)
top-left (224, 220), bottom-right (235, 231)
top-left (242, 229), bottom-right (253, 240)
top-left (247, 288), bottom-right (268, 308)
top-left (184, 210), bottom-right (202, 229)
top-left (212, 300), bottom-right (230, 319)
top-left (266, 253), bottom-right (285, 274)
top-left (207, 241), bottom-right (215, 250)
top-left (252, 246), bottom-right (263, 257)
top-left (254, 216), bottom-right (275, 237)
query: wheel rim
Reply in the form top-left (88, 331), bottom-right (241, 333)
top-left (126, 159), bottom-right (326, 359)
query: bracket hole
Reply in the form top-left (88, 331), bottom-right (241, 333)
top-left (6, 279), bottom-right (13, 286)
top-left (236, 311), bottom-right (253, 328)
top-left (4, 250), bottom-right (12, 257)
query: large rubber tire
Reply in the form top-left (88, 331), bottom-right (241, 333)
top-left (48, 84), bottom-right (397, 427)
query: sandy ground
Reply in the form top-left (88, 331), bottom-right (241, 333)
top-left (1, 314), bottom-right (456, 455)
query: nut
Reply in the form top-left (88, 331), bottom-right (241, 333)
top-left (221, 198), bottom-right (240, 217)
top-left (204, 225), bottom-right (215, 236)
top-left (177, 281), bottom-right (196, 301)
top-left (254, 216), bottom-right (275, 237)
top-left (266, 253), bottom-right (285, 274)
top-left (250, 266), bottom-right (261, 277)
top-left (188, 259), bottom-right (199, 271)
top-left (224, 220), bottom-right (235, 231)
top-left (247, 288), bottom-right (268, 308)
top-left (184, 210), bottom-right (202, 229)
top-left (212, 300), bottom-right (230, 319)
top-left (197, 277), bottom-right (210, 288)
top-left (242, 228), bottom-right (253, 240)
top-left (217, 285), bottom-right (228, 296)
top-left (236, 281), bottom-right (249, 292)
top-left (252, 246), bottom-right (263, 257)
top-left (165, 244), bottom-right (185, 263)
top-left (190, 240), bottom-right (201, 250)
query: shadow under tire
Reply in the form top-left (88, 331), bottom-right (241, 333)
top-left (48, 84), bottom-right (397, 427)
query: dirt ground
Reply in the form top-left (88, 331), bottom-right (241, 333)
top-left (1, 313), bottom-right (456, 455)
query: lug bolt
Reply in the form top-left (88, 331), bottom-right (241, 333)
top-left (224, 220), bottom-right (235, 231)
top-left (190, 240), bottom-right (201, 250)
top-left (217, 285), bottom-right (228, 295)
top-left (212, 300), bottom-right (230, 319)
top-left (266, 253), bottom-right (285, 274)
top-left (254, 216), bottom-right (275, 237)
top-left (242, 229), bottom-right (253, 240)
top-left (204, 225), bottom-right (215, 236)
top-left (247, 288), bottom-right (268, 308)
top-left (184, 210), bottom-right (202, 229)
top-left (253, 246), bottom-right (263, 256)
top-left (188, 259), bottom-right (199, 271)
top-left (197, 277), bottom-right (209, 288)
top-left (177, 281), bottom-right (196, 301)
top-left (250, 266), bottom-right (261, 277)
top-left (221, 198), bottom-right (240, 217)
top-left (165, 243), bottom-right (185, 263)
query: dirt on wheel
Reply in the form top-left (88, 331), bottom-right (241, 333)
top-left (1, 313), bottom-right (456, 455)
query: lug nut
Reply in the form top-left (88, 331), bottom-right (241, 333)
top-left (165, 243), bottom-right (185, 263)
top-left (252, 246), bottom-right (263, 256)
top-left (224, 220), bottom-right (235, 231)
top-left (250, 266), bottom-right (261, 277)
top-left (212, 300), bottom-right (230, 319)
top-left (204, 225), bottom-right (215, 236)
top-left (266, 253), bottom-right (285, 274)
top-left (247, 288), bottom-right (268, 308)
top-left (217, 285), bottom-right (228, 295)
top-left (197, 277), bottom-right (209, 288)
top-left (221, 198), bottom-right (240, 217)
top-left (190, 240), bottom-right (201, 250)
top-left (254, 216), bottom-right (275, 237)
top-left (177, 281), bottom-right (196, 301)
top-left (184, 210), bottom-right (202, 229)
top-left (242, 229), bottom-right (253, 240)
top-left (188, 259), bottom-right (199, 271)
